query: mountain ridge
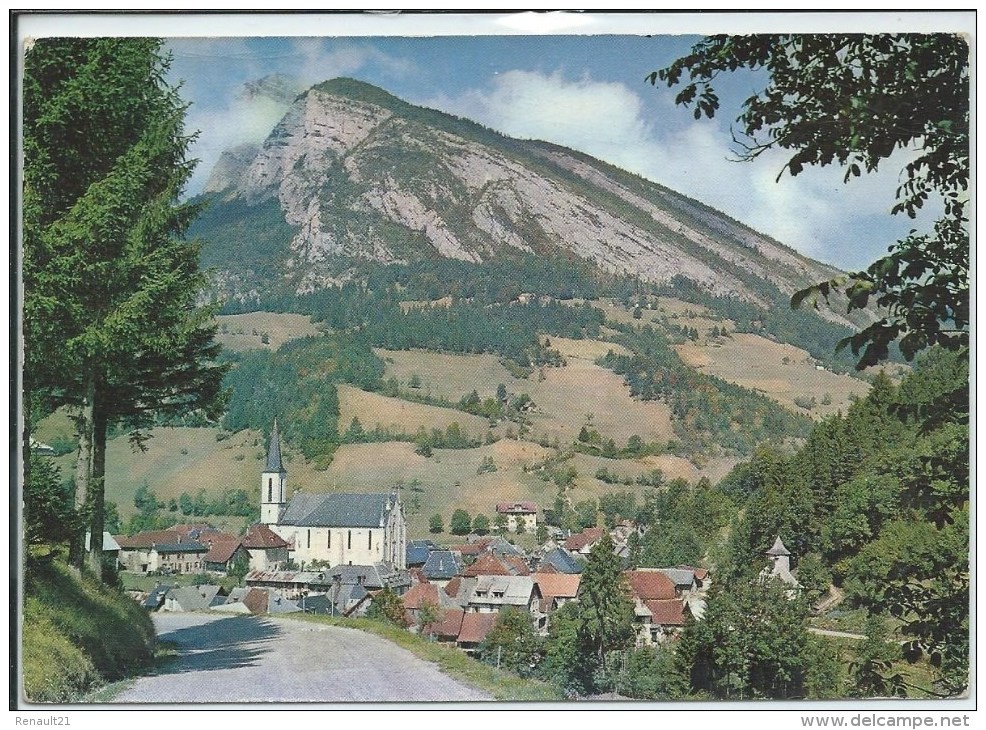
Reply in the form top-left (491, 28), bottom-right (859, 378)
top-left (193, 76), bottom-right (861, 328)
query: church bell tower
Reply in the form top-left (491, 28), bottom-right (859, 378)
top-left (261, 419), bottom-right (287, 525)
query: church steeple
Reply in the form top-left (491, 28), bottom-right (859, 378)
top-left (266, 418), bottom-right (287, 474)
top-left (261, 420), bottom-right (288, 525)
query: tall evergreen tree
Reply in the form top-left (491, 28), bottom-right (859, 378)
top-left (575, 532), bottom-right (636, 681)
top-left (23, 38), bottom-right (225, 574)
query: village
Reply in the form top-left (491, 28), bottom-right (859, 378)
top-left (98, 422), bottom-right (799, 656)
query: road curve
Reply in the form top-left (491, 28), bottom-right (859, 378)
top-left (111, 613), bottom-right (493, 704)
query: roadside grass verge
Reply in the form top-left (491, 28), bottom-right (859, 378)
top-left (22, 557), bottom-right (156, 703)
top-left (287, 613), bottom-right (563, 701)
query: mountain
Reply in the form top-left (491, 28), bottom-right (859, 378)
top-left (193, 78), bottom-right (861, 328)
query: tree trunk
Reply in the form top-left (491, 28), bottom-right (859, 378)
top-left (69, 377), bottom-right (95, 570)
top-left (85, 390), bottom-right (108, 580)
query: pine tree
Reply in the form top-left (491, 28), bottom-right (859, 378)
top-left (23, 39), bottom-right (225, 574)
top-left (575, 533), bottom-right (636, 680)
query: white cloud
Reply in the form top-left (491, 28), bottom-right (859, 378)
top-left (173, 39), bottom-right (417, 195)
top-left (429, 70), bottom-right (929, 270)
top-left (289, 38), bottom-right (417, 88)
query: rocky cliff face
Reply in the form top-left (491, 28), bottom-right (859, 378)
top-left (197, 78), bottom-right (855, 324)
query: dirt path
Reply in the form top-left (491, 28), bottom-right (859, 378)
top-left (110, 613), bottom-right (492, 704)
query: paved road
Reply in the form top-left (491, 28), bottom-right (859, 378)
top-left (112, 613), bottom-right (493, 704)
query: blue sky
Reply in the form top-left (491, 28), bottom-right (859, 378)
top-left (147, 16), bottom-right (965, 273)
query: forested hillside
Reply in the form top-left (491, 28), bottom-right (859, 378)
top-left (683, 347), bottom-right (969, 697)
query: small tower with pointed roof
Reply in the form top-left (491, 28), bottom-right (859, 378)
top-left (763, 535), bottom-right (798, 587)
top-left (260, 420), bottom-right (288, 525)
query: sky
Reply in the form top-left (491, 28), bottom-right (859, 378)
top-left (85, 11), bottom-right (966, 274)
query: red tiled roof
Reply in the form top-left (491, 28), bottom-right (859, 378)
top-left (451, 543), bottom-right (485, 556)
top-left (243, 588), bottom-right (269, 615)
top-left (444, 577), bottom-right (462, 598)
top-left (505, 556), bottom-right (530, 576)
top-left (626, 570), bottom-right (677, 601)
top-left (203, 536), bottom-right (243, 564)
top-left (170, 523), bottom-right (217, 539)
top-left (402, 583), bottom-right (441, 610)
top-left (496, 501), bottom-right (537, 514)
top-left (644, 599), bottom-right (686, 626)
top-left (532, 573), bottom-right (581, 601)
top-left (457, 612), bottom-right (497, 644)
top-left (563, 527), bottom-right (606, 552)
top-left (464, 553), bottom-right (513, 578)
top-left (242, 524), bottom-right (289, 549)
top-left (423, 608), bottom-right (465, 641)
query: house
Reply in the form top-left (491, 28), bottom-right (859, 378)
top-left (422, 550), bottom-right (464, 586)
top-left (162, 584), bottom-right (225, 612)
top-left (563, 527), bottom-right (606, 555)
top-left (202, 535), bottom-right (250, 573)
top-left (463, 552), bottom-right (529, 578)
top-left (116, 530), bottom-right (188, 573)
top-left (656, 568), bottom-right (699, 597)
top-left (142, 583), bottom-right (173, 610)
top-left (84, 531), bottom-right (121, 567)
top-left (406, 539), bottom-right (438, 568)
top-left (212, 587), bottom-right (254, 614)
top-left (625, 569), bottom-right (678, 601)
top-left (467, 575), bottom-right (542, 615)
top-left (532, 572), bottom-right (580, 615)
top-left (442, 576), bottom-right (477, 609)
top-left (634, 598), bottom-right (688, 646)
top-left (323, 562), bottom-right (411, 594)
top-left (244, 569), bottom-right (326, 600)
top-left (295, 588), bottom-right (372, 617)
top-left (676, 564), bottom-right (709, 591)
top-left (422, 608), bottom-right (466, 643)
top-left (241, 523), bottom-right (290, 572)
top-left (456, 612), bottom-right (498, 654)
top-left (495, 502), bottom-right (538, 533)
top-left (216, 586), bottom-right (301, 616)
top-left (402, 582), bottom-right (457, 628)
top-left (148, 541), bottom-right (208, 575)
top-left (260, 421), bottom-right (407, 570)
top-left (537, 547), bottom-right (583, 574)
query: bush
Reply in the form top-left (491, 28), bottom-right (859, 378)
top-left (450, 509), bottom-right (472, 536)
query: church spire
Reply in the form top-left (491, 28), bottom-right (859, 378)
top-left (266, 419), bottom-right (286, 474)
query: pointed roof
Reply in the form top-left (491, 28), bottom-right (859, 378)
top-left (766, 536), bottom-right (791, 557)
top-left (265, 420), bottom-right (286, 473)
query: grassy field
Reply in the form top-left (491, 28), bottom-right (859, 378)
top-left (379, 341), bottom-right (675, 447)
top-left (323, 440), bottom-right (557, 537)
top-left (215, 311), bottom-right (323, 352)
top-left (337, 384), bottom-right (494, 440)
top-left (676, 333), bottom-right (870, 419)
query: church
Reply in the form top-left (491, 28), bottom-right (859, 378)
top-left (260, 421), bottom-right (407, 570)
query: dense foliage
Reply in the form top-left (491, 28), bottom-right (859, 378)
top-left (600, 323), bottom-right (811, 454)
top-left (716, 349), bottom-right (968, 695)
top-left (221, 333), bottom-right (383, 463)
